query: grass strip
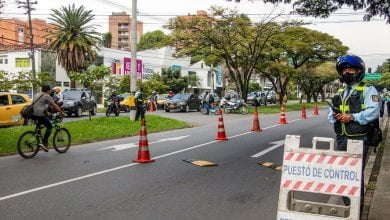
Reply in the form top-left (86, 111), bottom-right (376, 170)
top-left (0, 115), bottom-right (190, 156)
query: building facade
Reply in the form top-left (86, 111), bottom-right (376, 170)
top-left (0, 48), bottom-right (71, 94)
top-left (0, 18), bottom-right (53, 49)
top-left (108, 12), bottom-right (143, 51)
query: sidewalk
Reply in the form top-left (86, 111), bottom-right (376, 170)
top-left (368, 115), bottom-right (390, 220)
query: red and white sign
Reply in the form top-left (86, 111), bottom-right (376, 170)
top-left (277, 136), bottom-right (363, 220)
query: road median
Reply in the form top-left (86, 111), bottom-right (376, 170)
top-left (0, 115), bottom-right (191, 156)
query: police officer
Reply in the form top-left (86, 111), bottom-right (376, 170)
top-left (328, 54), bottom-right (380, 207)
top-left (134, 89), bottom-right (146, 121)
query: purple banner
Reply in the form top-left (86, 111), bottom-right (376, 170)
top-left (124, 57), bottom-right (143, 80)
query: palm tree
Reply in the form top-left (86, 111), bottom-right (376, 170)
top-left (48, 4), bottom-right (101, 87)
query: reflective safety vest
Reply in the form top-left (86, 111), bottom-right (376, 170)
top-left (333, 83), bottom-right (369, 136)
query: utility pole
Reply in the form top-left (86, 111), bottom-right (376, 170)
top-left (18, 0), bottom-right (37, 95)
top-left (129, 0), bottom-right (137, 120)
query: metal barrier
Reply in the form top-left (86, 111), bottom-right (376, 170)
top-left (277, 135), bottom-right (363, 220)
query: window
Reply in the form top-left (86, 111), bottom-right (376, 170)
top-left (15, 58), bottom-right (31, 68)
top-left (4, 59), bottom-right (7, 64)
top-left (0, 95), bottom-right (9, 106)
top-left (0, 59), bottom-right (3, 64)
top-left (11, 95), bottom-right (26, 105)
top-left (63, 82), bottom-right (70, 87)
top-left (55, 81), bottom-right (62, 86)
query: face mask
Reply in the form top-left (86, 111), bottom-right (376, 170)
top-left (342, 73), bottom-right (355, 84)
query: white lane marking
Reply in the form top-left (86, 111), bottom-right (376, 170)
top-left (99, 135), bottom-right (190, 151)
top-left (0, 116), bottom-right (310, 201)
top-left (0, 163), bottom-right (138, 202)
top-left (250, 140), bottom-right (285, 158)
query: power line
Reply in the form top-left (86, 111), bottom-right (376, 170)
top-left (0, 26), bottom-right (48, 40)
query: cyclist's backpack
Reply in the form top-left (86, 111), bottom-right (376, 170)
top-left (20, 94), bottom-right (44, 119)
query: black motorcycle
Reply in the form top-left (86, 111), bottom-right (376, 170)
top-left (223, 99), bottom-right (248, 115)
top-left (106, 97), bottom-right (121, 117)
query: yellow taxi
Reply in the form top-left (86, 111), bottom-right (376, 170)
top-left (147, 94), bottom-right (168, 110)
top-left (118, 93), bottom-right (135, 112)
top-left (0, 92), bottom-right (32, 127)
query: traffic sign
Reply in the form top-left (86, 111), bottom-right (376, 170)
top-left (364, 73), bottom-right (381, 80)
top-left (277, 135), bottom-right (363, 219)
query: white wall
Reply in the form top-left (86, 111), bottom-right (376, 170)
top-left (0, 49), bottom-right (71, 92)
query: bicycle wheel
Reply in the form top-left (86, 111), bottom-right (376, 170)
top-left (106, 107), bottom-right (111, 117)
top-left (17, 131), bottom-right (39, 159)
top-left (53, 128), bottom-right (71, 153)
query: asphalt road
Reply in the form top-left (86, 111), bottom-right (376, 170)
top-left (0, 108), bottom-right (336, 219)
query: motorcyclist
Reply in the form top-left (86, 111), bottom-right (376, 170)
top-left (108, 91), bottom-right (120, 112)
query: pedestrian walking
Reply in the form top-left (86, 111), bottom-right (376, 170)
top-left (327, 55), bottom-right (380, 209)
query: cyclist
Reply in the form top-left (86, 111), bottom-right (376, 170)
top-left (32, 85), bottom-right (65, 151)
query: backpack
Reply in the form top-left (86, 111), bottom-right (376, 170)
top-left (368, 118), bottom-right (382, 150)
top-left (20, 94), bottom-right (44, 119)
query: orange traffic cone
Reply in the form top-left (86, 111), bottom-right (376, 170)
top-left (133, 118), bottom-right (155, 163)
top-left (216, 109), bottom-right (228, 141)
top-left (149, 102), bottom-right (155, 112)
top-left (251, 107), bottom-right (262, 132)
top-left (301, 104), bottom-right (307, 119)
top-left (313, 102), bottom-right (319, 115)
top-left (279, 104), bottom-right (288, 124)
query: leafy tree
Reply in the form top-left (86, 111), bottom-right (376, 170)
top-left (102, 32), bottom-right (112, 48)
top-left (12, 72), bottom-right (55, 92)
top-left (160, 68), bottom-right (189, 93)
top-left (140, 74), bottom-right (170, 96)
top-left (376, 58), bottom-right (390, 73)
top-left (248, 82), bottom-right (261, 92)
top-left (294, 62), bottom-right (338, 103)
top-left (0, 71), bottom-right (13, 92)
top-left (117, 75), bottom-right (131, 94)
top-left (379, 72), bottom-right (390, 88)
top-left (168, 7), bottom-right (292, 101)
top-left (69, 65), bottom-right (111, 91)
top-left (138, 30), bottom-right (173, 51)
top-left (227, 0), bottom-right (390, 23)
top-left (48, 4), bottom-right (101, 87)
top-left (257, 26), bottom-right (347, 104)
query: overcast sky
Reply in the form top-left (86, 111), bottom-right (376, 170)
top-left (1, 0), bottom-right (389, 69)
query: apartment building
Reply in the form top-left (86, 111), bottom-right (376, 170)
top-left (108, 12), bottom-right (143, 51)
top-left (0, 18), bottom-right (54, 49)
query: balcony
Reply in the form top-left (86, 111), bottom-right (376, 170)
top-left (118, 27), bottom-right (128, 31)
top-left (118, 34), bottom-right (129, 39)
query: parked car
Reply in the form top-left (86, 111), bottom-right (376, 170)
top-left (0, 92), bottom-right (32, 127)
top-left (247, 91), bottom-right (266, 106)
top-left (164, 93), bottom-right (201, 112)
top-left (265, 91), bottom-right (277, 104)
top-left (62, 90), bottom-right (97, 117)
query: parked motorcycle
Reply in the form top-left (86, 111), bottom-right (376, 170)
top-left (106, 97), bottom-right (121, 117)
top-left (223, 99), bottom-right (248, 115)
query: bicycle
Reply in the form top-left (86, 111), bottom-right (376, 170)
top-left (17, 114), bottom-right (71, 159)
